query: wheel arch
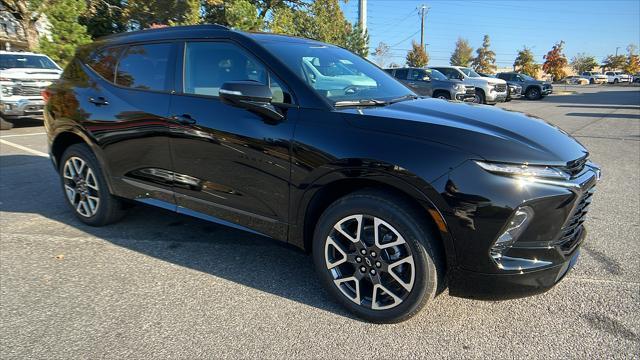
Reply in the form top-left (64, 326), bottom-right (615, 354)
top-left (290, 169), bottom-right (457, 273)
top-left (432, 89), bottom-right (451, 99)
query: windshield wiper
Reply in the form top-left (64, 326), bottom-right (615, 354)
top-left (388, 94), bottom-right (419, 104)
top-left (334, 99), bottom-right (389, 107)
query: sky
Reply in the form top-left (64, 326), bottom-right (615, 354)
top-left (339, 0), bottom-right (640, 68)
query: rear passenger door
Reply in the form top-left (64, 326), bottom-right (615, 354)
top-left (167, 40), bottom-right (296, 239)
top-left (82, 42), bottom-right (177, 205)
top-left (408, 69), bottom-right (432, 96)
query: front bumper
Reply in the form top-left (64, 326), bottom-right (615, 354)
top-left (454, 90), bottom-right (476, 102)
top-left (542, 85), bottom-right (553, 95)
top-left (0, 97), bottom-right (45, 119)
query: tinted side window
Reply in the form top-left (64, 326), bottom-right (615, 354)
top-left (410, 69), bottom-right (428, 81)
top-left (86, 46), bottom-right (122, 82)
top-left (394, 69), bottom-right (409, 79)
top-left (183, 41), bottom-right (292, 103)
top-left (116, 43), bottom-right (172, 91)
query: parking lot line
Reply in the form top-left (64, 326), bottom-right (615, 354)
top-left (0, 132), bottom-right (46, 138)
top-left (0, 139), bottom-right (48, 157)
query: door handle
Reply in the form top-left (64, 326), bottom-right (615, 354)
top-left (88, 97), bottom-right (109, 106)
top-left (172, 114), bottom-right (196, 125)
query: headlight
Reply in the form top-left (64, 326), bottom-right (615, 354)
top-left (0, 85), bottom-right (13, 97)
top-left (454, 84), bottom-right (465, 90)
top-left (475, 160), bottom-right (569, 180)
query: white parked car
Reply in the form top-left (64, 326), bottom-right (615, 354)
top-left (604, 71), bottom-right (631, 84)
top-left (580, 71), bottom-right (608, 84)
top-left (0, 51), bottom-right (62, 122)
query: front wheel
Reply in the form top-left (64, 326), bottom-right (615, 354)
top-left (613, 78), bottom-right (619, 84)
top-left (313, 190), bottom-right (440, 323)
top-left (60, 144), bottom-right (125, 226)
top-left (473, 89), bottom-right (485, 104)
top-left (526, 87), bottom-right (541, 100)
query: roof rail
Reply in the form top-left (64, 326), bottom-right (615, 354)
top-left (98, 24), bottom-right (230, 41)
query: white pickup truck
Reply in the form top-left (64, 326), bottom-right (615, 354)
top-left (580, 71), bottom-right (608, 84)
top-left (1, 51), bottom-right (62, 128)
top-left (604, 71), bottom-right (632, 84)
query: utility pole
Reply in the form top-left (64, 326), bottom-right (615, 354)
top-left (419, 4), bottom-right (429, 52)
top-left (358, 0), bottom-right (367, 34)
top-left (615, 46), bottom-right (620, 56)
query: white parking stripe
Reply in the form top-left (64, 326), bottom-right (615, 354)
top-left (0, 132), bottom-right (46, 138)
top-left (0, 139), bottom-right (48, 157)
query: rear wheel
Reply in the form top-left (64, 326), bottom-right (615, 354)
top-left (59, 144), bottom-right (125, 226)
top-left (313, 190), bottom-right (440, 323)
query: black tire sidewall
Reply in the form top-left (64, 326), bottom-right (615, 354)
top-left (59, 144), bottom-right (118, 226)
top-left (527, 87), bottom-right (540, 100)
top-left (312, 193), bottom-right (437, 323)
top-left (474, 89), bottom-right (485, 104)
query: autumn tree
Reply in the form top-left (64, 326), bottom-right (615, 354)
top-left (624, 44), bottom-right (640, 75)
top-left (542, 40), bottom-right (568, 81)
top-left (0, 0), bottom-right (47, 50)
top-left (471, 34), bottom-right (496, 74)
top-left (373, 42), bottom-right (391, 68)
top-left (38, 0), bottom-right (91, 66)
top-left (514, 46), bottom-right (540, 77)
top-left (571, 53), bottom-right (598, 73)
top-left (450, 38), bottom-right (473, 67)
top-left (602, 54), bottom-right (627, 71)
top-left (406, 40), bottom-right (429, 67)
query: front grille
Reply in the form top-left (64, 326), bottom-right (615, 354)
top-left (465, 86), bottom-right (475, 94)
top-left (565, 156), bottom-right (588, 177)
top-left (555, 186), bottom-right (595, 254)
top-left (494, 84), bottom-right (506, 92)
top-left (12, 85), bottom-right (44, 96)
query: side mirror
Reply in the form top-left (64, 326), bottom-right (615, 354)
top-left (219, 81), bottom-right (284, 122)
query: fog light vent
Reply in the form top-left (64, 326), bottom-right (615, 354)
top-left (491, 206), bottom-right (534, 259)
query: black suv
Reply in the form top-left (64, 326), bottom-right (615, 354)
top-left (44, 25), bottom-right (600, 323)
top-left (496, 72), bottom-right (553, 100)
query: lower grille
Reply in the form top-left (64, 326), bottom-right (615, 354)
top-left (465, 86), bottom-right (475, 94)
top-left (556, 186), bottom-right (595, 254)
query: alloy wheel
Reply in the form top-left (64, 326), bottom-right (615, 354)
top-left (324, 214), bottom-right (415, 310)
top-left (63, 156), bottom-right (100, 217)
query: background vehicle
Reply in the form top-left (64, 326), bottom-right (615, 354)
top-left (561, 76), bottom-right (589, 85)
top-left (496, 72), bottom-right (552, 100)
top-left (505, 83), bottom-right (522, 101)
top-left (44, 25), bottom-right (600, 323)
top-left (604, 71), bottom-right (631, 84)
top-left (581, 71), bottom-right (608, 84)
top-left (385, 67), bottom-right (475, 101)
top-left (0, 51), bottom-right (62, 126)
top-left (430, 66), bottom-right (507, 104)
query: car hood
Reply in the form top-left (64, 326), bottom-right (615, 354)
top-left (0, 67), bottom-right (62, 80)
top-left (340, 98), bottom-right (587, 165)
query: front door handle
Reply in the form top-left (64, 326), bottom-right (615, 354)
top-left (88, 96), bottom-right (109, 106)
top-left (172, 114), bottom-right (196, 125)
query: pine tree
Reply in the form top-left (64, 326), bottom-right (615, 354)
top-left (80, 0), bottom-right (127, 38)
top-left (450, 38), bottom-right (473, 67)
top-left (345, 24), bottom-right (369, 57)
top-left (513, 46), bottom-right (540, 77)
top-left (542, 40), bottom-right (568, 81)
top-left (471, 35), bottom-right (496, 74)
top-left (38, 0), bottom-right (92, 67)
top-left (406, 41), bottom-right (429, 67)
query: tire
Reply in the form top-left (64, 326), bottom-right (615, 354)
top-left (589, 78), bottom-right (595, 84)
top-left (0, 116), bottom-right (13, 130)
top-left (312, 189), bottom-right (440, 323)
top-left (473, 89), bottom-right (485, 104)
top-left (433, 91), bottom-right (450, 100)
top-left (59, 143), bottom-right (125, 226)
top-left (613, 78), bottom-right (619, 84)
top-left (525, 87), bottom-right (541, 100)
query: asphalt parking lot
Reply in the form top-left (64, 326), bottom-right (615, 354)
top-left (1, 86), bottom-right (639, 359)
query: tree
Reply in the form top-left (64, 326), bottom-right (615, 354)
top-left (373, 42), bottom-right (391, 68)
top-left (542, 40), bottom-right (568, 81)
top-left (602, 54), bottom-right (627, 71)
top-left (345, 24), bottom-right (368, 57)
top-left (624, 44), bottom-right (640, 75)
top-left (38, 0), bottom-right (91, 67)
top-left (513, 46), bottom-right (540, 77)
top-left (124, 0), bottom-right (200, 29)
top-left (80, 0), bottom-right (126, 39)
top-left (406, 40), bottom-right (429, 67)
top-left (471, 34), bottom-right (496, 74)
top-left (1, 0), bottom-right (47, 50)
top-left (571, 53), bottom-right (598, 73)
top-left (450, 38), bottom-right (473, 67)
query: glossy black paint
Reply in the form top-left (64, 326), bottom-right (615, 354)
top-left (44, 25), bottom-right (599, 300)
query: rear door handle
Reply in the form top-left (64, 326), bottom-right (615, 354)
top-left (88, 97), bottom-right (109, 106)
top-left (172, 114), bottom-right (196, 125)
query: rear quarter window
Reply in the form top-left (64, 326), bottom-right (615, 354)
top-left (86, 46), bottom-right (123, 82)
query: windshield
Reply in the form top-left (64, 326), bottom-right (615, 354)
top-left (260, 41), bottom-right (414, 105)
top-left (0, 54), bottom-right (59, 70)
top-left (459, 67), bottom-right (481, 77)
top-left (520, 73), bottom-right (536, 81)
